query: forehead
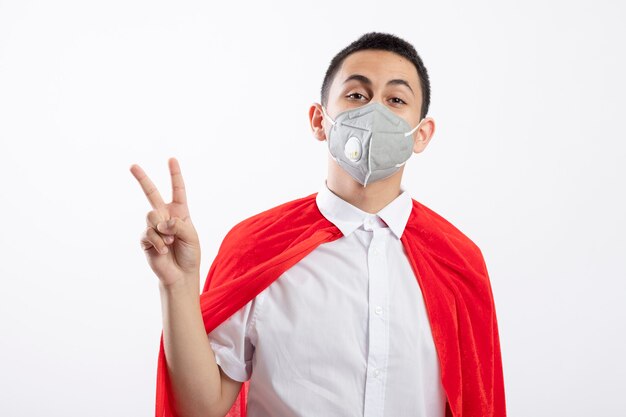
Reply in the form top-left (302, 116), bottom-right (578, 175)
top-left (332, 49), bottom-right (421, 97)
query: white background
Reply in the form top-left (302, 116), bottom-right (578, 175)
top-left (1, 0), bottom-right (624, 415)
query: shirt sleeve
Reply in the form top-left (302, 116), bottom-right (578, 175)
top-left (207, 292), bottom-right (263, 382)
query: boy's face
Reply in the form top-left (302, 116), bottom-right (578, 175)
top-left (309, 49), bottom-right (435, 156)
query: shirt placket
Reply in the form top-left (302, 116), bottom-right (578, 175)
top-left (362, 220), bottom-right (390, 417)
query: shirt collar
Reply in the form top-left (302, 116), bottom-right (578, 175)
top-left (315, 180), bottom-right (413, 239)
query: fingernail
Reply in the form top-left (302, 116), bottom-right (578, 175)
top-left (167, 219), bottom-right (175, 227)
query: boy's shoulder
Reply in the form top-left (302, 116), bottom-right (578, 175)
top-left (408, 197), bottom-right (486, 264)
top-left (215, 192), bottom-right (329, 256)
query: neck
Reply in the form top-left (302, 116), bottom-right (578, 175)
top-left (326, 154), bottom-right (403, 214)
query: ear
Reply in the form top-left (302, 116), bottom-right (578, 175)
top-left (309, 103), bottom-right (328, 142)
top-left (411, 116), bottom-right (436, 154)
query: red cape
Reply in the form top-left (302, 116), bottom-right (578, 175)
top-left (154, 192), bottom-right (506, 417)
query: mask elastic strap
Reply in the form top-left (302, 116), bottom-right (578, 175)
top-left (321, 106), bottom-right (337, 126)
top-left (397, 120), bottom-right (424, 168)
top-left (404, 118), bottom-right (424, 137)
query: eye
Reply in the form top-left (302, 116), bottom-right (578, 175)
top-left (389, 97), bottom-right (407, 105)
top-left (346, 92), bottom-right (368, 101)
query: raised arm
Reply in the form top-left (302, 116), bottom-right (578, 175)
top-left (130, 158), bottom-right (242, 417)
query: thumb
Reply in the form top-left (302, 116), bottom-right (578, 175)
top-left (156, 217), bottom-right (197, 244)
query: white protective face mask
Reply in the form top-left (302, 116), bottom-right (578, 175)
top-left (322, 101), bottom-right (425, 186)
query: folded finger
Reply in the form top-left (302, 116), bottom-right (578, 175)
top-left (142, 227), bottom-right (169, 254)
top-left (156, 217), bottom-right (197, 245)
top-left (146, 210), bottom-right (166, 229)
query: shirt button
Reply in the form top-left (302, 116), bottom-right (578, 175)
top-left (373, 368), bottom-right (381, 377)
top-left (375, 306), bottom-right (383, 315)
top-left (372, 246), bottom-right (379, 255)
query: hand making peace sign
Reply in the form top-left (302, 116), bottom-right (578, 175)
top-left (130, 158), bottom-right (201, 288)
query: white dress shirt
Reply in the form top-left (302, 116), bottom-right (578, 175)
top-left (207, 180), bottom-right (447, 417)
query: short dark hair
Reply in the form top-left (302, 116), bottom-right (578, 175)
top-left (320, 32), bottom-right (431, 120)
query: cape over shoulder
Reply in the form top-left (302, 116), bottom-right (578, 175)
top-left (198, 192), bottom-right (345, 334)
top-left (202, 192), bottom-right (339, 292)
top-left (408, 198), bottom-right (487, 277)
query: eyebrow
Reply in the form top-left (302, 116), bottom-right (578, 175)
top-left (343, 74), bottom-right (414, 96)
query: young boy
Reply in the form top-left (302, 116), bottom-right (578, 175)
top-left (131, 32), bottom-right (506, 417)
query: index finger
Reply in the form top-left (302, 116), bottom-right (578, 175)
top-left (129, 164), bottom-right (167, 210)
top-left (168, 157), bottom-right (187, 206)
